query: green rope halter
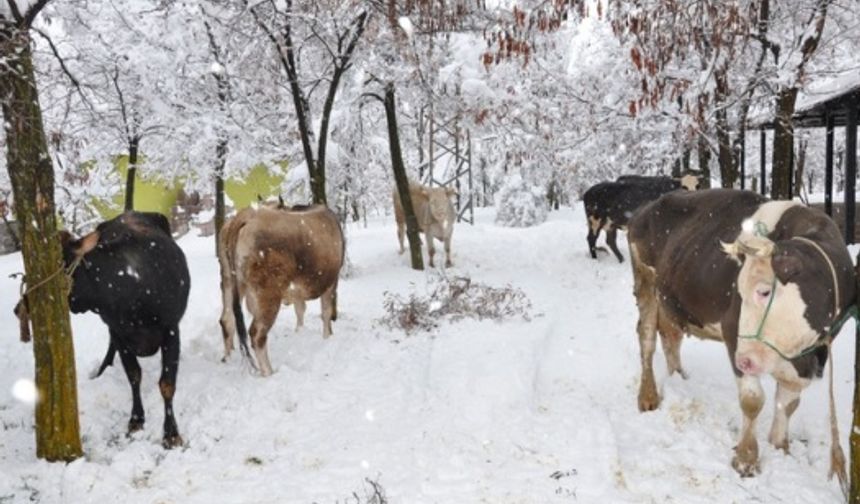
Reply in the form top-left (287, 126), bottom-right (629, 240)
top-left (738, 276), bottom-right (859, 362)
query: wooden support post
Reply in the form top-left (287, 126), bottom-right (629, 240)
top-left (825, 112), bottom-right (834, 217)
top-left (845, 95), bottom-right (857, 244)
top-left (760, 127), bottom-right (767, 196)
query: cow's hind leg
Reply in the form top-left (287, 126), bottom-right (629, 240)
top-left (396, 221), bottom-right (405, 254)
top-left (248, 294), bottom-right (280, 377)
top-left (159, 328), bottom-right (183, 448)
top-left (768, 379), bottom-right (802, 452)
top-left (606, 227), bottom-right (624, 263)
top-left (219, 282), bottom-right (239, 362)
top-left (733, 374), bottom-right (764, 476)
top-left (586, 216), bottom-right (601, 259)
top-left (631, 244), bottom-right (660, 411)
top-left (117, 341), bottom-right (145, 434)
top-left (320, 284), bottom-right (336, 338)
top-left (657, 310), bottom-right (687, 379)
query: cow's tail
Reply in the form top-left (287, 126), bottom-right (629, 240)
top-left (232, 281), bottom-right (253, 363)
top-left (223, 221), bottom-right (255, 368)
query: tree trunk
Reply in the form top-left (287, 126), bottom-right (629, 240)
top-left (0, 27), bottom-right (82, 462)
top-left (697, 134), bottom-right (712, 188)
top-left (124, 136), bottom-right (140, 211)
top-left (771, 88), bottom-right (797, 200)
top-left (794, 138), bottom-right (807, 199)
top-left (715, 69), bottom-right (736, 188)
top-left (383, 83), bottom-right (423, 270)
top-left (214, 138), bottom-right (228, 256)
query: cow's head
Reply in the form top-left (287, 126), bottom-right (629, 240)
top-left (60, 229), bottom-right (100, 313)
top-left (423, 186), bottom-right (457, 227)
top-left (723, 234), bottom-right (837, 376)
top-left (678, 174), bottom-right (701, 191)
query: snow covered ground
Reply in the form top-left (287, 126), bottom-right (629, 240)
top-left (0, 205), bottom-right (854, 503)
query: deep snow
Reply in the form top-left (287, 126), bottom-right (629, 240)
top-left (0, 205), bottom-right (854, 503)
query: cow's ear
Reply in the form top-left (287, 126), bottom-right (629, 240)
top-left (772, 250), bottom-right (803, 282)
top-left (58, 230), bottom-right (74, 248)
top-left (445, 187), bottom-right (458, 197)
top-left (75, 231), bottom-right (100, 257)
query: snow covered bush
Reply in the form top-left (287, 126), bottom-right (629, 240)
top-left (379, 274), bottom-right (533, 334)
top-left (494, 174), bottom-right (549, 227)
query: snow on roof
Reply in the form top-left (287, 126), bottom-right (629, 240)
top-left (795, 68), bottom-right (860, 113)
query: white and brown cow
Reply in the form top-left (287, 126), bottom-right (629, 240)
top-left (627, 188), bottom-right (856, 481)
top-left (393, 181), bottom-right (457, 268)
top-left (218, 204), bottom-right (344, 376)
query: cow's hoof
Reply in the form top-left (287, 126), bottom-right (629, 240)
top-left (445, 261), bottom-right (453, 268)
top-left (638, 395), bottom-right (660, 412)
top-left (127, 419), bottom-right (145, 434)
top-left (638, 385), bottom-right (660, 411)
top-left (163, 434), bottom-right (184, 449)
top-left (731, 455), bottom-right (759, 477)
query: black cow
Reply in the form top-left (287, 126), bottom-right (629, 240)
top-left (61, 212), bottom-right (190, 448)
top-left (583, 174), bottom-right (700, 262)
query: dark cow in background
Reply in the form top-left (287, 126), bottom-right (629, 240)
top-left (627, 189), bottom-right (855, 481)
top-left (583, 173), bottom-right (700, 262)
top-left (219, 204), bottom-right (344, 377)
top-left (36, 212), bottom-right (190, 448)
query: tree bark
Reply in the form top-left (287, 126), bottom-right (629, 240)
top-left (771, 88), bottom-right (797, 200)
top-left (697, 134), bottom-right (712, 188)
top-left (715, 68), bottom-right (736, 188)
top-left (0, 26), bottom-right (82, 462)
top-left (124, 136), bottom-right (140, 211)
top-left (383, 83), bottom-right (423, 270)
top-left (214, 138), bottom-right (227, 256)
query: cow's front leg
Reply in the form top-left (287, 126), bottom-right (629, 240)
top-left (657, 310), bottom-right (687, 379)
top-left (768, 379), bottom-right (802, 452)
top-left (320, 285), bottom-right (336, 338)
top-left (606, 227), bottom-right (624, 263)
top-left (159, 328), bottom-right (183, 448)
top-left (733, 374), bottom-right (764, 476)
top-left (293, 299), bottom-right (306, 332)
top-left (117, 344), bottom-right (145, 434)
top-left (444, 231), bottom-right (453, 268)
top-left (427, 235), bottom-right (436, 268)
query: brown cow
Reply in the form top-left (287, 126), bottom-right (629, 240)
top-left (393, 181), bottom-right (457, 267)
top-left (628, 189), bottom-right (856, 481)
top-left (218, 204), bottom-right (344, 376)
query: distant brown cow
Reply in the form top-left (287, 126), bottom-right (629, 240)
top-left (218, 204), bottom-right (344, 376)
top-left (393, 181), bottom-right (457, 267)
top-left (628, 189), bottom-right (856, 480)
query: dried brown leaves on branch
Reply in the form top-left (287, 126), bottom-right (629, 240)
top-left (379, 274), bottom-right (534, 333)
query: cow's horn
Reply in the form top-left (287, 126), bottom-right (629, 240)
top-left (76, 231), bottom-right (100, 257)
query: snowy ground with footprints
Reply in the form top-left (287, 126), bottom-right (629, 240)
top-left (0, 206), bottom-right (855, 503)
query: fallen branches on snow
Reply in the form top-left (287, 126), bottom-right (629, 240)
top-left (378, 274), bottom-right (533, 333)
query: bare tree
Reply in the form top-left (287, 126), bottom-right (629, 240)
top-left (248, 0), bottom-right (369, 205)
